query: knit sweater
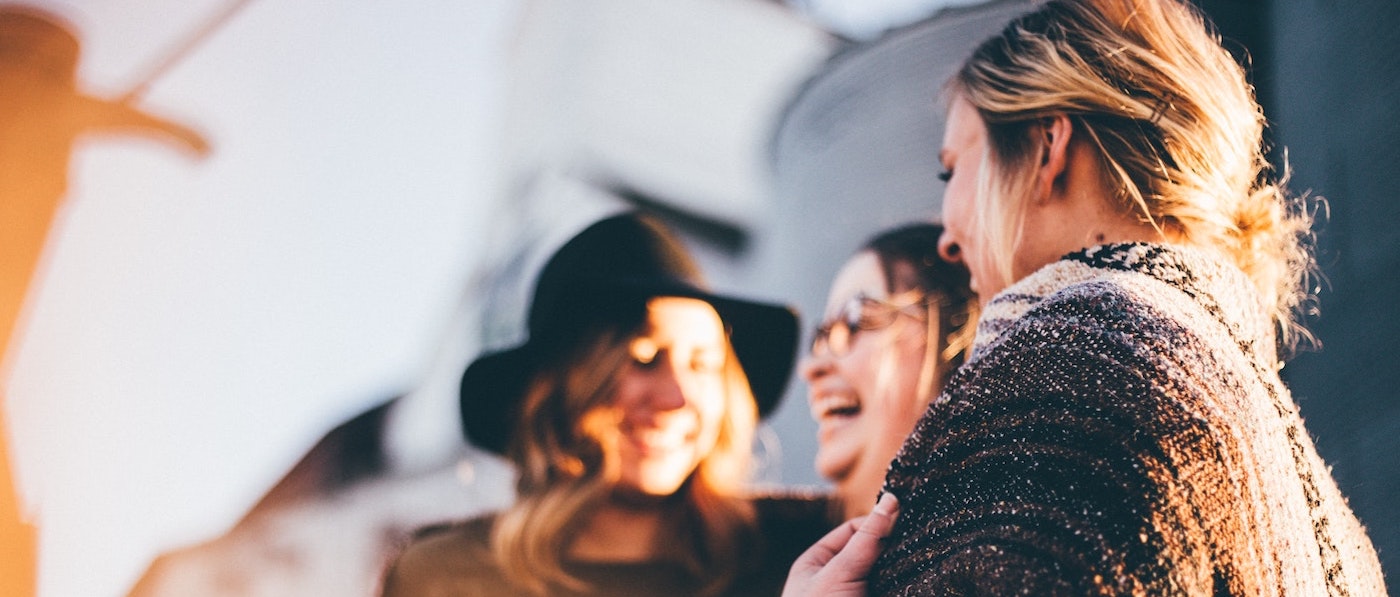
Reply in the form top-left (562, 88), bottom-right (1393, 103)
top-left (872, 243), bottom-right (1386, 596)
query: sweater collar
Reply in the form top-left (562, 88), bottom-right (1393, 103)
top-left (970, 243), bottom-right (1274, 364)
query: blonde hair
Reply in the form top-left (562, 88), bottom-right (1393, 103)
top-left (491, 323), bottom-right (759, 596)
top-left (950, 0), bottom-right (1318, 354)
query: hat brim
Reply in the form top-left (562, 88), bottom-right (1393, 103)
top-left (634, 281), bottom-right (799, 417)
top-left (459, 345), bottom-right (538, 455)
top-left (459, 284), bottom-right (798, 455)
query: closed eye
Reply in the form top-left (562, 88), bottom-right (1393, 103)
top-left (630, 338), bottom-right (660, 367)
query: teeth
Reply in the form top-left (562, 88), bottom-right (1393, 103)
top-left (628, 426), bottom-right (692, 451)
top-left (812, 394), bottom-right (862, 419)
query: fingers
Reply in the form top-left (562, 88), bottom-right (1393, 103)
top-left (783, 516), bottom-right (863, 597)
top-left (834, 492), bottom-right (899, 573)
top-left (782, 493), bottom-right (900, 597)
top-left (790, 515), bottom-right (861, 578)
top-left (862, 492), bottom-right (900, 538)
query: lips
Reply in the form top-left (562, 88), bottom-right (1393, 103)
top-left (623, 424), bottom-right (695, 456)
top-left (811, 393), bottom-right (862, 421)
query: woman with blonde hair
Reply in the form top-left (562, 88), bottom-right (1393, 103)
top-left (381, 212), bottom-right (833, 597)
top-left (802, 223), bottom-right (975, 521)
top-left (786, 0), bottom-right (1387, 594)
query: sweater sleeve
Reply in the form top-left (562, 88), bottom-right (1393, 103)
top-left (871, 291), bottom-right (1239, 596)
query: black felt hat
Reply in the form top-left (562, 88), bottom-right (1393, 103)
top-left (460, 213), bottom-right (799, 455)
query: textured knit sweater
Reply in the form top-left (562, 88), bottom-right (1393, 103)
top-left (872, 243), bottom-right (1386, 596)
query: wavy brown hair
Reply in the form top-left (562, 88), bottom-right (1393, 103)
top-left (949, 0), bottom-right (1318, 355)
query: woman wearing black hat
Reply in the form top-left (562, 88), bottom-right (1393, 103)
top-left (380, 213), bottom-right (834, 597)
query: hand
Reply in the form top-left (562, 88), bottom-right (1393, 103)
top-left (782, 492), bottom-right (899, 597)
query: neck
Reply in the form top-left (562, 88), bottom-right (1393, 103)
top-left (1029, 138), bottom-right (1178, 269)
top-left (1078, 215), bottom-right (1167, 248)
top-left (567, 500), bottom-right (679, 562)
top-left (1020, 190), bottom-right (1170, 281)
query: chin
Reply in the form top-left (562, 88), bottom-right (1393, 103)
top-left (814, 451), bottom-right (855, 486)
top-left (623, 467), bottom-right (697, 498)
top-left (617, 470), bottom-right (686, 494)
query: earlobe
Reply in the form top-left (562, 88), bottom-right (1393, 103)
top-left (1035, 114), bottom-right (1073, 202)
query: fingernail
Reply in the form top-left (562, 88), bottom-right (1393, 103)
top-left (875, 492), bottom-right (899, 514)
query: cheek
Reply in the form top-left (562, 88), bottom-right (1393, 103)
top-left (847, 343), bottom-right (904, 403)
top-left (690, 384), bottom-right (728, 438)
top-left (947, 183), bottom-right (977, 234)
top-left (842, 351), bottom-right (882, 399)
top-left (871, 336), bottom-right (932, 421)
top-left (895, 338), bottom-right (931, 394)
top-left (609, 375), bottom-right (643, 412)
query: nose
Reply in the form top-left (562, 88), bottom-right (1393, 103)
top-left (937, 231), bottom-right (962, 264)
top-left (647, 360), bottom-right (689, 412)
top-left (799, 351), bottom-right (833, 384)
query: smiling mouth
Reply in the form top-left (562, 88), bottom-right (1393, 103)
top-left (811, 394), bottom-right (862, 421)
top-left (624, 427), bottom-right (694, 455)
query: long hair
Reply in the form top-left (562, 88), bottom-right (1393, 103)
top-left (490, 316), bottom-right (759, 596)
top-left (949, 0), bottom-right (1318, 355)
top-left (864, 223), bottom-right (978, 401)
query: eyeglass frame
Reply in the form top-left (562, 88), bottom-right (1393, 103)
top-left (809, 291), bottom-right (935, 358)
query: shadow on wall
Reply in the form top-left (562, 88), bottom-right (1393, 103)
top-left (1, 5), bottom-right (209, 597)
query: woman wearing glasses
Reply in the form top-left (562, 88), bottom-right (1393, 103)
top-left (801, 223), bottom-right (976, 521)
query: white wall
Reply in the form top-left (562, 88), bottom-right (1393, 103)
top-left (5, 1), bottom-right (517, 595)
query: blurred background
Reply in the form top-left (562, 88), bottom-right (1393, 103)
top-left (1, 0), bottom-right (1395, 595)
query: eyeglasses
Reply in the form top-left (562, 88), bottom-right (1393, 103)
top-left (810, 293), bottom-right (929, 358)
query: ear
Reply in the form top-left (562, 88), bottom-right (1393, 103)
top-left (1034, 114), bottom-right (1074, 203)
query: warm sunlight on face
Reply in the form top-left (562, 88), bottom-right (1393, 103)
top-left (937, 95), bottom-right (1001, 302)
top-left (610, 296), bottom-right (729, 497)
top-left (800, 252), bottom-right (933, 517)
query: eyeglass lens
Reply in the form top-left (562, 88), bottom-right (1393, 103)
top-left (810, 293), bottom-right (928, 358)
top-left (810, 295), bottom-right (870, 357)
